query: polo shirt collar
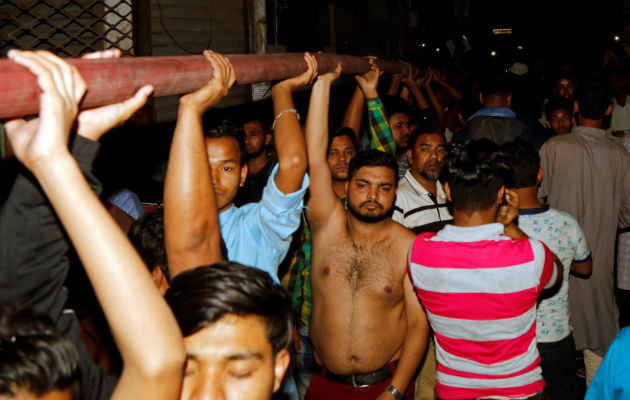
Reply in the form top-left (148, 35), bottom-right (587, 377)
top-left (436, 222), bottom-right (504, 242)
top-left (403, 170), bottom-right (447, 202)
top-left (519, 205), bottom-right (550, 215)
top-left (467, 107), bottom-right (516, 121)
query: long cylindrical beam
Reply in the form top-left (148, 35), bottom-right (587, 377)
top-left (0, 53), bottom-right (404, 119)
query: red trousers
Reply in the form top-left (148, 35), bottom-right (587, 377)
top-left (304, 364), bottom-right (415, 400)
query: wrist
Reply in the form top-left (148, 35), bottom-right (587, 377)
top-left (362, 88), bottom-right (378, 98)
top-left (384, 384), bottom-right (404, 400)
top-left (31, 150), bottom-right (75, 179)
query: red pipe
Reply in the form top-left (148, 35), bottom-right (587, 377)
top-left (0, 53), bottom-right (404, 119)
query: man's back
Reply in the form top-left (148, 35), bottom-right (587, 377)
top-left (409, 223), bottom-right (555, 399)
top-left (540, 126), bottom-right (630, 355)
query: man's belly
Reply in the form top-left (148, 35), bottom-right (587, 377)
top-left (309, 291), bottom-right (406, 375)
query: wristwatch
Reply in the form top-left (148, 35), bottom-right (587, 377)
top-left (385, 384), bottom-right (404, 400)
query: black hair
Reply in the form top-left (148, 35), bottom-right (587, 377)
top-left (382, 95), bottom-right (412, 120)
top-left (502, 140), bottom-right (540, 188)
top-left (441, 139), bottom-right (512, 215)
top-left (544, 96), bottom-right (574, 120)
top-left (407, 126), bottom-right (445, 150)
top-left (348, 149), bottom-right (399, 185)
top-left (204, 120), bottom-right (248, 165)
top-left (551, 69), bottom-right (577, 87)
top-left (576, 78), bottom-right (612, 120)
top-left (327, 127), bottom-right (359, 154)
top-left (0, 305), bottom-right (79, 399)
top-left (480, 73), bottom-right (512, 98)
top-left (127, 209), bottom-right (169, 282)
top-left (164, 262), bottom-right (292, 355)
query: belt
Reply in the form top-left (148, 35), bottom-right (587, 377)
top-left (313, 361), bottom-right (396, 388)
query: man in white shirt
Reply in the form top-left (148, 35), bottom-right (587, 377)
top-left (393, 128), bottom-right (452, 234)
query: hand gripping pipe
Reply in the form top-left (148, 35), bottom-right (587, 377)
top-left (0, 52), bottom-right (404, 119)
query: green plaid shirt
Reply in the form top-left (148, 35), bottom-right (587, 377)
top-left (281, 97), bottom-right (396, 327)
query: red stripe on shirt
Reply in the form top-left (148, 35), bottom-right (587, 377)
top-left (433, 323), bottom-right (537, 365)
top-left (413, 233), bottom-right (535, 269)
top-left (416, 288), bottom-right (539, 320)
top-left (437, 380), bottom-right (544, 399)
top-left (537, 241), bottom-right (555, 290)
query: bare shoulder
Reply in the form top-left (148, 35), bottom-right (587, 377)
top-left (387, 219), bottom-right (416, 253)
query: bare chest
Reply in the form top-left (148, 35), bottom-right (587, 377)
top-left (313, 233), bottom-right (404, 298)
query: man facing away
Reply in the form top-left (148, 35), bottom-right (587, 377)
top-left (539, 77), bottom-right (630, 385)
top-left (393, 127), bottom-right (452, 234)
top-left (408, 139), bottom-right (562, 399)
top-left (304, 64), bottom-right (429, 400)
top-left (505, 140), bottom-right (592, 400)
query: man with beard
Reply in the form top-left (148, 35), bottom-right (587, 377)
top-left (303, 64), bottom-right (429, 400)
top-left (393, 128), bottom-right (452, 234)
top-left (234, 118), bottom-right (275, 206)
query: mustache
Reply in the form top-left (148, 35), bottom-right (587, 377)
top-left (360, 200), bottom-right (383, 209)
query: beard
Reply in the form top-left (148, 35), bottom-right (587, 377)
top-left (420, 161), bottom-right (443, 181)
top-left (347, 199), bottom-right (394, 223)
top-left (247, 145), bottom-right (265, 159)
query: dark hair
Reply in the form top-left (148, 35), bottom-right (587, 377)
top-left (348, 150), bottom-right (399, 185)
top-left (480, 73), bottom-right (512, 98)
top-left (327, 127), bottom-right (359, 154)
top-left (576, 78), bottom-right (612, 120)
top-left (382, 95), bottom-right (411, 120)
top-left (204, 120), bottom-right (247, 164)
top-left (544, 96), bottom-right (574, 120)
top-left (127, 209), bottom-right (169, 282)
top-left (502, 140), bottom-right (540, 188)
top-left (164, 262), bottom-right (292, 355)
top-left (442, 139), bottom-right (512, 214)
top-left (0, 305), bottom-right (79, 399)
top-left (407, 126), bottom-right (445, 150)
top-left (551, 70), bottom-right (576, 87)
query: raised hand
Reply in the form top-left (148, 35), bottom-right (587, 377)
top-left (5, 50), bottom-right (86, 170)
top-left (354, 57), bottom-right (383, 98)
top-left (496, 188), bottom-right (520, 226)
top-left (179, 49), bottom-right (236, 114)
top-left (317, 61), bottom-right (342, 85)
top-left (273, 52), bottom-right (318, 92)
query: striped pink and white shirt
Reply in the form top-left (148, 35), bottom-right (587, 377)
top-left (408, 223), bottom-right (556, 399)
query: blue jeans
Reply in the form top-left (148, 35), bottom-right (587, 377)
top-left (294, 322), bottom-right (314, 399)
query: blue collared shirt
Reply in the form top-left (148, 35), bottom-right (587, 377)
top-left (218, 164), bottom-right (309, 283)
top-left (467, 107), bottom-right (516, 121)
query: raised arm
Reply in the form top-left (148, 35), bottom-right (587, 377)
top-left (164, 50), bottom-right (233, 277)
top-left (6, 50), bottom-right (185, 400)
top-left (433, 69), bottom-right (463, 102)
top-left (341, 85), bottom-right (365, 143)
top-left (270, 52), bottom-right (315, 194)
top-left (422, 69), bottom-right (447, 127)
top-left (403, 67), bottom-right (430, 110)
top-left (355, 59), bottom-right (396, 155)
top-left (305, 62), bottom-right (344, 228)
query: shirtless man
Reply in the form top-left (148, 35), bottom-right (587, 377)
top-left (304, 64), bottom-right (429, 400)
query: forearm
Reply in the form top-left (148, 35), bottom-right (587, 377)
top-left (406, 83), bottom-right (430, 109)
top-left (342, 86), bottom-right (365, 140)
top-left (389, 319), bottom-right (428, 394)
top-left (504, 222), bottom-right (528, 239)
top-left (32, 154), bottom-right (184, 398)
top-left (164, 105), bottom-right (222, 277)
top-left (387, 76), bottom-right (402, 96)
top-left (439, 80), bottom-right (463, 102)
top-left (425, 87), bottom-right (446, 125)
top-left (271, 85), bottom-right (307, 193)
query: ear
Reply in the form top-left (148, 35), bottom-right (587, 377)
top-left (345, 179), bottom-right (349, 194)
top-left (407, 148), bottom-right (414, 165)
top-left (264, 133), bottom-right (272, 146)
top-left (239, 163), bottom-right (248, 187)
top-left (573, 100), bottom-right (579, 113)
top-left (506, 94), bottom-right (512, 108)
top-left (272, 349), bottom-right (291, 393)
top-left (545, 120), bottom-right (551, 128)
top-left (444, 182), bottom-right (453, 202)
top-left (478, 93), bottom-right (484, 105)
top-left (537, 167), bottom-right (543, 185)
top-left (151, 267), bottom-right (170, 296)
top-left (605, 104), bottom-right (613, 116)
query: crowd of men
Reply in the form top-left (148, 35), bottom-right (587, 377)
top-left (1, 45), bottom-right (630, 400)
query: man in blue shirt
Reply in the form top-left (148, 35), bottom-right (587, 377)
top-left (164, 52), bottom-right (314, 283)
